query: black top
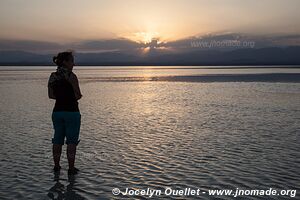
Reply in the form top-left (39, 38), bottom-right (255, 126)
top-left (52, 78), bottom-right (79, 112)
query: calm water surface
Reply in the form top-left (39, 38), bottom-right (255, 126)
top-left (0, 66), bottom-right (299, 199)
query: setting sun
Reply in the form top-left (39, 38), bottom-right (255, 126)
top-left (127, 32), bottom-right (160, 44)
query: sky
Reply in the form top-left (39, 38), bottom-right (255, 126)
top-left (1, 0), bottom-right (300, 44)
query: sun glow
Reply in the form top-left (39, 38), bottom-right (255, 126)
top-left (129, 32), bottom-right (160, 44)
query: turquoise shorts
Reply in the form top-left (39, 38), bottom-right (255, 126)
top-left (52, 111), bottom-right (81, 145)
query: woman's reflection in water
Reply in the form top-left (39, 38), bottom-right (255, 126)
top-left (47, 171), bottom-right (86, 200)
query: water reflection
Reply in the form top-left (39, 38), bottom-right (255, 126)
top-left (0, 67), bottom-right (299, 199)
top-left (47, 172), bottom-right (86, 200)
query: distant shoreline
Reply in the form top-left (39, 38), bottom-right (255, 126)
top-left (1, 65), bottom-right (300, 73)
top-left (0, 64), bottom-right (300, 68)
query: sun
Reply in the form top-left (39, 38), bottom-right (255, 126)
top-left (131, 31), bottom-right (160, 44)
top-left (121, 31), bottom-right (168, 53)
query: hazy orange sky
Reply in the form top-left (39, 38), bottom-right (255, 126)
top-left (0, 0), bottom-right (300, 43)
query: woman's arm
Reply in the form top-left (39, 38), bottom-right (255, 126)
top-left (48, 86), bottom-right (56, 99)
top-left (48, 73), bottom-right (56, 99)
top-left (68, 72), bottom-right (82, 100)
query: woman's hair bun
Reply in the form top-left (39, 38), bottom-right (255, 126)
top-left (53, 51), bottom-right (73, 66)
top-left (53, 56), bottom-right (58, 65)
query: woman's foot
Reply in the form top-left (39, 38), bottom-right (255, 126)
top-left (53, 165), bottom-right (61, 172)
top-left (68, 167), bottom-right (79, 175)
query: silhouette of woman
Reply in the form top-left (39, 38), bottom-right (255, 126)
top-left (48, 51), bottom-right (82, 175)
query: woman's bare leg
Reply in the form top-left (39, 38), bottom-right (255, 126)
top-left (67, 144), bottom-right (77, 170)
top-left (53, 144), bottom-right (62, 168)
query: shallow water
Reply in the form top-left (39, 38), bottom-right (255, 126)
top-left (0, 66), bottom-right (299, 199)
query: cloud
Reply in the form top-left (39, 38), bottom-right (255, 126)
top-left (163, 33), bottom-right (300, 52)
top-left (1, 34), bottom-right (300, 54)
top-left (0, 40), bottom-right (64, 54)
top-left (0, 38), bottom-right (145, 54)
top-left (74, 38), bottom-right (142, 52)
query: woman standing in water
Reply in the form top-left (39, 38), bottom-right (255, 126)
top-left (48, 51), bottom-right (82, 175)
